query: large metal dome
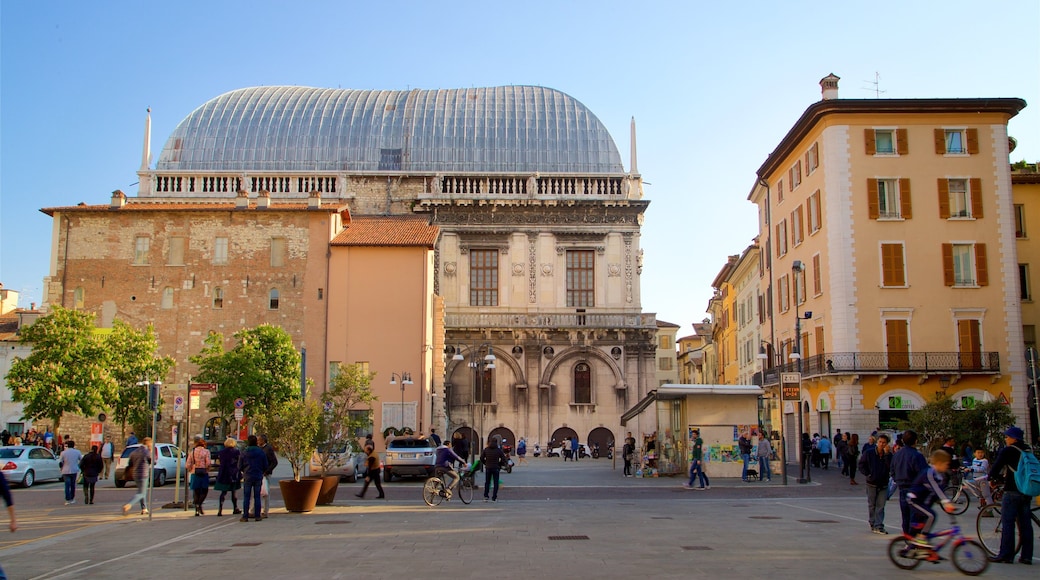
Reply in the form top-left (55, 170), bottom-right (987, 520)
top-left (156, 86), bottom-right (625, 174)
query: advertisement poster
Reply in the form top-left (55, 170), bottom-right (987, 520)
top-left (708, 444), bottom-right (737, 463)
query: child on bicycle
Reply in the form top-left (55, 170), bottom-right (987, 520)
top-left (434, 440), bottom-right (466, 496)
top-left (963, 448), bottom-right (993, 507)
top-left (907, 449), bottom-right (956, 548)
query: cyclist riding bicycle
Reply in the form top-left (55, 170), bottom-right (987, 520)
top-left (434, 441), bottom-right (466, 495)
top-left (907, 449), bottom-right (957, 550)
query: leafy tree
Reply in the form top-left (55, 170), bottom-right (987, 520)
top-left (254, 397), bottom-right (321, 481)
top-left (106, 320), bottom-right (175, 434)
top-left (903, 394), bottom-right (959, 449)
top-left (957, 399), bottom-right (1016, 453)
top-left (189, 324), bottom-right (302, 422)
top-left (903, 393), bottom-right (1017, 454)
top-left (314, 363), bottom-right (378, 475)
top-left (5, 306), bottom-right (116, 431)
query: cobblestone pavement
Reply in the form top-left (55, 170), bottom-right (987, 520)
top-left (2, 457), bottom-right (1036, 579)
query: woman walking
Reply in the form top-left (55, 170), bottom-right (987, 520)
top-left (78, 445), bottom-right (104, 504)
top-left (215, 438), bottom-right (242, 516)
top-left (186, 436), bottom-right (212, 515)
top-left (355, 445), bottom-right (385, 499)
top-left (847, 433), bottom-right (860, 485)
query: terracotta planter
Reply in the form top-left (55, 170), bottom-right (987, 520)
top-left (279, 478), bottom-right (322, 512)
top-left (305, 475), bottom-right (341, 505)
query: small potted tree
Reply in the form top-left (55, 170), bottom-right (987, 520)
top-left (255, 397), bottom-right (322, 512)
top-left (311, 363), bottom-right (377, 504)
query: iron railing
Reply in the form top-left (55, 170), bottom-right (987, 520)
top-left (752, 351), bottom-right (1000, 386)
top-left (445, 312), bottom-right (657, 330)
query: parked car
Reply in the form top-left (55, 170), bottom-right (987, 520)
top-left (114, 443), bottom-right (185, 487)
top-left (0, 445), bottom-right (63, 487)
top-left (383, 438), bottom-right (436, 481)
top-left (308, 444), bottom-right (358, 482)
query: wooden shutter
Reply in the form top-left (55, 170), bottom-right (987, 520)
top-left (938, 179), bottom-right (951, 218)
top-left (886, 319), bottom-right (910, 370)
top-left (934, 129), bottom-right (946, 154)
top-left (975, 243), bottom-right (988, 286)
top-left (789, 167), bottom-right (795, 189)
top-left (958, 319), bottom-right (982, 369)
top-left (942, 243), bottom-right (955, 286)
top-left (775, 224), bottom-right (781, 257)
top-left (970, 178), bottom-right (983, 218)
top-left (865, 129), bottom-right (876, 155)
top-left (966, 128), bottom-right (979, 154)
top-left (795, 206), bottom-right (804, 243)
top-left (899, 178), bottom-right (912, 218)
top-left (815, 327), bottom-right (825, 357)
top-left (805, 151), bottom-right (810, 173)
top-left (896, 128), bottom-right (908, 155)
top-left (867, 179), bottom-right (880, 219)
top-left (813, 254), bottom-right (822, 295)
top-left (882, 243), bottom-right (905, 286)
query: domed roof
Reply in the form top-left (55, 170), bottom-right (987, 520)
top-left (156, 86), bottom-right (624, 174)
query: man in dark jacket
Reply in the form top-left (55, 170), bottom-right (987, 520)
top-left (858, 433), bottom-right (892, 534)
top-left (480, 440), bottom-right (507, 502)
top-left (988, 426), bottom-right (1034, 565)
top-left (257, 434), bottom-right (278, 519)
top-left (891, 429), bottom-right (928, 536)
top-left (239, 435), bottom-right (269, 523)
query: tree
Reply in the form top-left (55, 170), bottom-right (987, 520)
top-left (903, 394), bottom-right (959, 450)
top-left (314, 363), bottom-right (378, 475)
top-left (904, 393), bottom-right (1017, 454)
top-left (189, 324), bottom-right (302, 423)
top-left (106, 320), bottom-right (175, 434)
top-left (957, 400), bottom-right (1016, 453)
top-left (5, 306), bottom-right (116, 432)
top-left (254, 397), bottom-right (321, 481)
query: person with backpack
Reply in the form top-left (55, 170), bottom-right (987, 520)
top-left (987, 426), bottom-right (1035, 565)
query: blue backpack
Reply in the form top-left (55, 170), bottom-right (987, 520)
top-left (1013, 447), bottom-right (1040, 497)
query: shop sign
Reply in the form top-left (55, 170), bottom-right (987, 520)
top-left (781, 372), bottom-right (801, 401)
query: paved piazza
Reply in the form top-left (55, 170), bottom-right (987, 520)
top-left (1, 458), bottom-right (1035, 579)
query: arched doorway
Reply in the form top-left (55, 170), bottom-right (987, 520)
top-left (488, 427), bottom-right (516, 453)
top-left (550, 427), bottom-right (578, 448)
top-left (587, 427), bottom-right (614, 457)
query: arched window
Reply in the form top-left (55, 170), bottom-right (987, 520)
top-left (73, 287), bottom-right (85, 310)
top-left (269, 288), bottom-right (280, 310)
top-left (161, 287), bottom-right (174, 309)
top-left (213, 287), bottom-right (224, 309)
top-left (475, 366), bottom-right (493, 403)
top-left (574, 362), bottom-right (591, 404)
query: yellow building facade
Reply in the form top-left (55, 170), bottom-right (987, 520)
top-left (749, 74), bottom-right (1028, 454)
top-left (1013, 165), bottom-right (1040, 440)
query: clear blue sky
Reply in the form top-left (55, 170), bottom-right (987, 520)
top-left (2, 1), bottom-right (1038, 331)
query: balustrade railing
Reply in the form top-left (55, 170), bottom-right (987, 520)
top-left (445, 311), bottom-right (657, 330)
top-left (751, 351), bottom-right (1000, 386)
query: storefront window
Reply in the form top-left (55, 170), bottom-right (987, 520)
top-left (654, 399), bottom-right (685, 475)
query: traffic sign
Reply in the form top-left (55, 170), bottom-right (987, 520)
top-left (234, 408), bottom-right (244, 421)
top-left (234, 398), bottom-right (245, 409)
top-left (173, 395), bottom-right (185, 420)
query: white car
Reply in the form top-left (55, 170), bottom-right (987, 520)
top-left (0, 445), bottom-right (62, 487)
top-left (309, 444), bottom-right (359, 482)
top-left (114, 443), bottom-right (185, 487)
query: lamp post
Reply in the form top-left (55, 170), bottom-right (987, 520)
top-left (758, 342), bottom-right (788, 485)
top-left (389, 372), bottom-right (413, 433)
top-left (137, 379), bottom-right (161, 520)
top-left (452, 343), bottom-right (496, 462)
top-left (792, 259), bottom-right (813, 484)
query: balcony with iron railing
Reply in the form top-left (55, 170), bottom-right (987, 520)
top-left (751, 351), bottom-right (1000, 387)
top-left (445, 311), bottom-right (657, 331)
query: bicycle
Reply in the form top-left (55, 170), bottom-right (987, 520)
top-left (944, 469), bottom-right (1002, 515)
top-left (422, 464), bottom-right (476, 507)
top-left (887, 515), bottom-right (989, 576)
top-left (975, 501), bottom-right (1040, 557)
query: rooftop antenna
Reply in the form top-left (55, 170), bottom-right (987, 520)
top-left (862, 72), bottom-right (886, 98)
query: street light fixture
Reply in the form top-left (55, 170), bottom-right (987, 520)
top-left (792, 260), bottom-right (812, 484)
top-left (389, 372), bottom-right (413, 433)
top-left (758, 342), bottom-right (788, 486)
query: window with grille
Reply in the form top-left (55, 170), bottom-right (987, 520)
top-left (213, 287), bottom-right (224, 309)
top-left (469, 249), bottom-right (499, 306)
top-left (566, 250), bottom-right (595, 307)
top-left (269, 288), bottom-right (280, 310)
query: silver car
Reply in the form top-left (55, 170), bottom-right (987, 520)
top-left (383, 438), bottom-right (437, 481)
top-left (0, 445), bottom-right (63, 487)
top-left (309, 444), bottom-right (358, 482)
top-left (114, 443), bottom-right (185, 487)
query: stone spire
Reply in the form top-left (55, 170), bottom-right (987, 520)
top-left (140, 107), bottom-right (152, 171)
top-left (630, 117), bottom-right (638, 174)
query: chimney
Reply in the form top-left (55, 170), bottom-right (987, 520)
top-left (235, 189), bottom-right (249, 209)
top-left (110, 190), bottom-right (127, 208)
top-left (308, 190), bottom-right (321, 209)
top-left (820, 73), bottom-right (840, 100)
top-left (257, 189), bottom-right (271, 209)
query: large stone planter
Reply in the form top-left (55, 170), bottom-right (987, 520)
top-left (305, 475), bottom-right (341, 505)
top-left (279, 478), bottom-right (322, 513)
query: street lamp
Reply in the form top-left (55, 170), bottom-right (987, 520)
top-left (389, 372), bottom-right (413, 433)
top-left (452, 343), bottom-right (496, 460)
top-left (792, 259), bottom-right (813, 484)
top-left (758, 342), bottom-right (788, 486)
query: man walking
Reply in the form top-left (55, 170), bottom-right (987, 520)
top-left (858, 433), bottom-right (892, 534)
top-left (429, 428), bottom-right (442, 447)
top-left (988, 426), bottom-right (1034, 565)
top-left (59, 441), bottom-right (83, 505)
top-left (683, 429), bottom-right (710, 490)
top-left (122, 437), bottom-right (152, 516)
top-left (891, 430), bottom-right (928, 536)
top-left (257, 434), bottom-right (278, 519)
top-left (480, 439), bottom-right (507, 502)
top-left (239, 435), bottom-right (268, 523)
top-left (756, 434), bottom-right (772, 482)
top-left (100, 437), bottom-right (114, 479)
top-left (818, 435), bottom-right (832, 470)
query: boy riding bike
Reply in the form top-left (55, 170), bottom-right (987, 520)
top-left (434, 440), bottom-right (467, 496)
top-left (907, 449), bottom-right (957, 555)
